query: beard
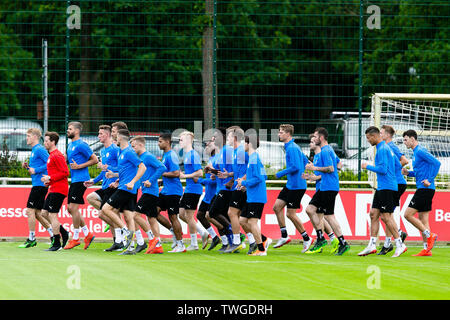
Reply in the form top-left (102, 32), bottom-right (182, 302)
top-left (67, 133), bottom-right (75, 139)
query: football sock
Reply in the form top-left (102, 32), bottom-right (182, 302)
top-left (257, 243), bottom-right (265, 252)
top-left (280, 227), bottom-right (288, 238)
top-left (247, 232), bottom-right (255, 245)
top-left (135, 230), bottom-right (145, 245)
top-left (301, 231), bottom-right (310, 241)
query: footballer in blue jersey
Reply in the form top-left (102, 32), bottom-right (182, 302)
top-left (83, 125), bottom-right (121, 251)
top-left (306, 127), bottom-right (349, 256)
top-left (272, 124), bottom-right (312, 252)
top-left (222, 127), bottom-right (249, 253)
top-left (402, 129), bottom-right (440, 256)
top-left (303, 134), bottom-right (340, 254)
top-left (102, 129), bottom-right (147, 253)
top-left (156, 133), bottom-right (186, 253)
top-left (19, 128), bottom-right (53, 248)
top-left (197, 138), bottom-right (221, 249)
top-left (378, 125), bottom-right (408, 254)
top-left (65, 121), bottom-right (98, 249)
top-left (178, 131), bottom-right (207, 251)
top-left (360, 126), bottom-right (407, 258)
top-left (237, 134), bottom-right (271, 256)
top-left (130, 136), bottom-right (166, 254)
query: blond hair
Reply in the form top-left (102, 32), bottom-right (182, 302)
top-left (279, 124), bottom-right (294, 136)
top-left (130, 136), bottom-right (146, 145)
top-left (27, 128), bottom-right (42, 138)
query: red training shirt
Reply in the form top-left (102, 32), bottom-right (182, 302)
top-left (47, 149), bottom-right (69, 196)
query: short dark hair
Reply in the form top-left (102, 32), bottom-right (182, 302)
top-left (112, 121), bottom-right (128, 130)
top-left (117, 129), bottom-right (130, 140)
top-left (45, 131), bottom-right (60, 145)
top-left (314, 127), bottom-right (329, 141)
top-left (403, 129), bottom-right (418, 140)
top-left (365, 126), bottom-right (380, 135)
top-left (381, 124), bottom-right (395, 136)
top-left (99, 124), bottom-right (111, 133)
top-left (159, 132), bottom-right (172, 142)
top-left (245, 134), bottom-right (260, 149)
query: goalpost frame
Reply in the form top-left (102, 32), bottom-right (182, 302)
top-left (371, 93), bottom-right (450, 188)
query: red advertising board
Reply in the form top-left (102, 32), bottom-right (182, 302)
top-left (1, 187), bottom-right (449, 241)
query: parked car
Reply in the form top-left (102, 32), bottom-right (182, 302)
top-left (0, 118), bottom-right (44, 162)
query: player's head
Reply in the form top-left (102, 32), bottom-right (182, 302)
top-left (313, 127), bottom-right (328, 145)
top-left (204, 134), bottom-right (217, 157)
top-left (26, 128), bottom-right (42, 146)
top-left (212, 127), bottom-right (227, 148)
top-left (111, 121), bottom-right (128, 143)
top-left (116, 129), bottom-right (130, 145)
top-left (365, 126), bottom-right (381, 146)
top-left (278, 124), bottom-right (294, 142)
top-left (179, 131), bottom-right (194, 149)
top-left (130, 136), bottom-right (146, 155)
top-left (227, 126), bottom-right (244, 146)
top-left (67, 121), bottom-right (82, 139)
top-left (98, 125), bottom-right (112, 144)
top-left (158, 132), bottom-right (172, 151)
top-left (380, 125), bottom-right (395, 141)
top-left (44, 131), bottom-right (59, 151)
top-left (244, 133), bottom-right (259, 152)
top-left (402, 129), bottom-right (418, 149)
top-left (309, 133), bottom-right (320, 152)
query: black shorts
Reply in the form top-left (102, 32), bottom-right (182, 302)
top-left (95, 187), bottom-right (117, 209)
top-left (394, 184), bottom-right (407, 207)
top-left (315, 191), bottom-right (339, 215)
top-left (308, 190), bottom-right (321, 209)
top-left (209, 190), bottom-right (232, 218)
top-left (409, 188), bottom-right (435, 212)
top-left (241, 203), bottom-right (265, 219)
top-left (43, 192), bottom-right (66, 213)
top-left (180, 193), bottom-right (201, 211)
top-left (229, 189), bottom-right (247, 210)
top-left (106, 189), bottom-right (137, 212)
top-left (198, 200), bottom-right (211, 213)
top-left (277, 187), bottom-right (305, 209)
top-left (372, 189), bottom-right (396, 213)
top-left (136, 193), bottom-right (159, 218)
top-left (26, 186), bottom-right (48, 210)
top-left (68, 182), bottom-right (87, 204)
top-left (158, 194), bottom-right (181, 215)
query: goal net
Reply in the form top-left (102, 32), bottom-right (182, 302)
top-left (370, 93), bottom-right (450, 188)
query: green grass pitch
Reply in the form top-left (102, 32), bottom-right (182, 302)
top-left (1, 241), bottom-right (449, 300)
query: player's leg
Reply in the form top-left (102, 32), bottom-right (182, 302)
top-left (380, 212), bottom-right (407, 257)
top-left (272, 198), bottom-right (290, 248)
top-left (19, 208), bottom-right (38, 248)
top-left (324, 214), bottom-right (350, 256)
top-left (418, 210), bottom-right (436, 252)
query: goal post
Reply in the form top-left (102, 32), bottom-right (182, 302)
top-left (370, 93), bottom-right (450, 188)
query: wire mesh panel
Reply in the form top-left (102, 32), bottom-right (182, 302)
top-left (0, 0), bottom-right (449, 181)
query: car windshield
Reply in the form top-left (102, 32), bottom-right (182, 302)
top-left (0, 133), bottom-right (31, 151)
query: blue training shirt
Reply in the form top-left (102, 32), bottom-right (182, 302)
top-left (276, 139), bottom-right (309, 190)
top-left (117, 145), bottom-right (143, 194)
top-left (67, 138), bottom-right (94, 183)
top-left (213, 145), bottom-right (234, 191)
top-left (161, 149), bottom-right (183, 196)
top-left (242, 152), bottom-right (267, 204)
top-left (408, 144), bottom-right (441, 190)
top-left (366, 141), bottom-right (398, 191)
top-left (232, 144), bottom-right (249, 190)
top-left (198, 154), bottom-right (218, 204)
top-left (29, 144), bottom-right (49, 187)
top-left (139, 151), bottom-right (166, 197)
top-left (316, 144), bottom-right (340, 192)
top-left (387, 141), bottom-right (407, 185)
top-left (93, 143), bottom-right (120, 189)
top-left (313, 153), bottom-right (322, 192)
top-left (183, 149), bottom-right (203, 195)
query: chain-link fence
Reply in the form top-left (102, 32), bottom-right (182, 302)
top-left (1, 0), bottom-right (449, 182)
